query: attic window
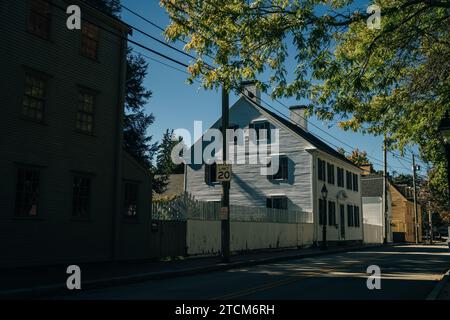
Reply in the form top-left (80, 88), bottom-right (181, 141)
top-left (250, 121), bottom-right (271, 143)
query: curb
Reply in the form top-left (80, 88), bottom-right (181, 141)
top-left (0, 244), bottom-right (382, 299)
top-left (426, 269), bottom-right (450, 300)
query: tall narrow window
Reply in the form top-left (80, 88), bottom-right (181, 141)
top-left (328, 201), bottom-right (336, 226)
top-left (353, 173), bottom-right (359, 191)
top-left (22, 73), bottom-right (46, 122)
top-left (124, 182), bottom-right (139, 218)
top-left (346, 170), bottom-right (353, 190)
top-left (318, 158), bottom-right (326, 181)
top-left (319, 198), bottom-right (327, 225)
top-left (81, 22), bottom-right (100, 59)
top-left (347, 204), bottom-right (354, 227)
top-left (354, 206), bottom-right (360, 227)
top-left (205, 163), bottom-right (217, 184)
top-left (327, 163), bottom-right (335, 185)
top-left (337, 167), bottom-right (344, 187)
top-left (272, 156), bottom-right (289, 181)
top-left (250, 121), bottom-right (271, 143)
top-left (76, 90), bottom-right (95, 134)
top-left (14, 167), bottom-right (40, 217)
top-left (72, 176), bottom-right (91, 218)
top-left (28, 0), bottom-right (50, 39)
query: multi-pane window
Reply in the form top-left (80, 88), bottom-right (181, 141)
top-left (272, 156), bottom-right (289, 181)
top-left (346, 170), bottom-right (353, 190)
top-left (72, 176), bottom-right (91, 218)
top-left (81, 22), bottom-right (100, 59)
top-left (352, 173), bottom-right (359, 192)
top-left (319, 198), bottom-right (327, 225)
top-left (266, 196), bottom-right (288, 210)
top-left (205, 163), bottom-right (217, 184)
top-left (22, 74), bottom-right (46, 122)
top-left (354, 206), bottom-right (360, 227)
top-left (327, 163), bottom-right (335, 185)
top-left (14, 168), bottom-right (40, 217)
top-left (347, 204), bottom-right (354, 227)
top-left (318, 158), bottom-right (326, 181)
top-left (250, 121), bottom-right (271, 143)
top-left (76, 90), bottom-right (95, 134)
top-left (123, 182), bottom-right (139, 218)
top-left (328, 201), bottom-right (336, 226)
top-left (28, 0), bottom-right (51, 39)
top-left (337, 167), bottom-right (344, 187)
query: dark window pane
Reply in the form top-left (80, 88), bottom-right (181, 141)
top-left (14, 168), bottom-right (40, 217)
top-left (22, 74), bottom-right (46, 121)
top-left (28, 0), bottom-right (50, 39)
top-left (81, 22), bottom-right (99, 59)
top-left (124, 183), bottom-right (139, 217)
top-left (72, 176), bottom-right (91, 218)
top-left (76, 91), bottom-right (95, 134)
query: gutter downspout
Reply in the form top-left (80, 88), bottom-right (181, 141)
top-left (112, 30), bottom-right (128, 261)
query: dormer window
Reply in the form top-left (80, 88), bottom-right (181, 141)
top-left (250, 121), bottom-right (271, 143)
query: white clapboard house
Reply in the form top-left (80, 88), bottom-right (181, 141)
top-left (184, 82), bottom-right (364, 245)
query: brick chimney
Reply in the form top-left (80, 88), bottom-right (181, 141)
top-left (240, 81), bottom-right (261, 104)
top-left (289, 105), bottom-right (308, 131)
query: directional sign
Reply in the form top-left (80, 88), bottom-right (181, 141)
top-left (216, 164), bottom-right (232, 182)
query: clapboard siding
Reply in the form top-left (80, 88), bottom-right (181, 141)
top-left (0, 0), bottom-right (133, 267)
top-left (186, 97), bottom-right (314, 211)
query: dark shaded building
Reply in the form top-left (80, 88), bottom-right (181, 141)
top-left (0, 0), bottom-right (152, 267)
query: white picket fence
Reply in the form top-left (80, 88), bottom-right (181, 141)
top-left (152, 193), bottom-right (313, 224)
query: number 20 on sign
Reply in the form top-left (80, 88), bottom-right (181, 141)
top-left (216, 164), bottom-right (232, 182)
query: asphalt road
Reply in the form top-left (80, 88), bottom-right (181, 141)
top-left (59, 243), bottom-right (450, 300)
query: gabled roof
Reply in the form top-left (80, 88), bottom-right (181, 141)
top-left (248, 99), bottom-right (362, 170)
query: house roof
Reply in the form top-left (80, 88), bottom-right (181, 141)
top-left (361, 173), bottom-right (384, 197)
top-left (249, 100), bottom-right (362, 170)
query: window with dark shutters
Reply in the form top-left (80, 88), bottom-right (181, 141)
top-left (347, 204), bottom-right (354, 227)
top-left (353, 173), bottom-right (359, 191)
top-left (273, 156), bottom-right (289, 181)
top-left (327, 163), bottom-right (335, 184)
top-left (318, 158), bottom-right (326, 181)
top-left (328, 201), bottom-right (336, 226)
top-left (319, 199), bottom-right (327, 225)
top-left (346, 171), bottom-right (353, 190)
top-left (354, 206), bottom-right (360, 227)
top-left (337, 167), bottom-right (344, 187)
top-left (205, 163), bottom-right (217, 184)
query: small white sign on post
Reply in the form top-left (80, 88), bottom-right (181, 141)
top-left (216, 164), bottom-right (232, 182)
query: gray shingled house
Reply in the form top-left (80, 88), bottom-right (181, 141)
top-left (0, 0), bottom-right (152, 268)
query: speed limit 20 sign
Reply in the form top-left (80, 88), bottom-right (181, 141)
top-left (216, 164), bottom-right (232, 182)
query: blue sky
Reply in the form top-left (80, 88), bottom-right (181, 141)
top-left (120, 0), bottom-right (427, 176)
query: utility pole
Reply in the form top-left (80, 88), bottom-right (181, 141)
top-left (221, 87), bottom-right (230, 263)
top-left (412, 153), bottom-right (420, 244)
top-left (383, 135), bottom-right (388, 243)
top-left (428, 201), bottom-right (433, 245)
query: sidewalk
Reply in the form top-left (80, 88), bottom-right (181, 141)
top-left (0, 244), bottom-right (381, 299)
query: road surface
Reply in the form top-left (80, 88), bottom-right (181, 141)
top-left (58, 244), bottom-right (450, 300)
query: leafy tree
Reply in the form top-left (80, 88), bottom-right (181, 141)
top-left (155, 129), bottom-right (185, 194)
top-left (94, 1), bottom-right (163, 191)
top-left (161, 0), bottom-right (449, 198)
top-left (347, 149), bottom-right (371, 166)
